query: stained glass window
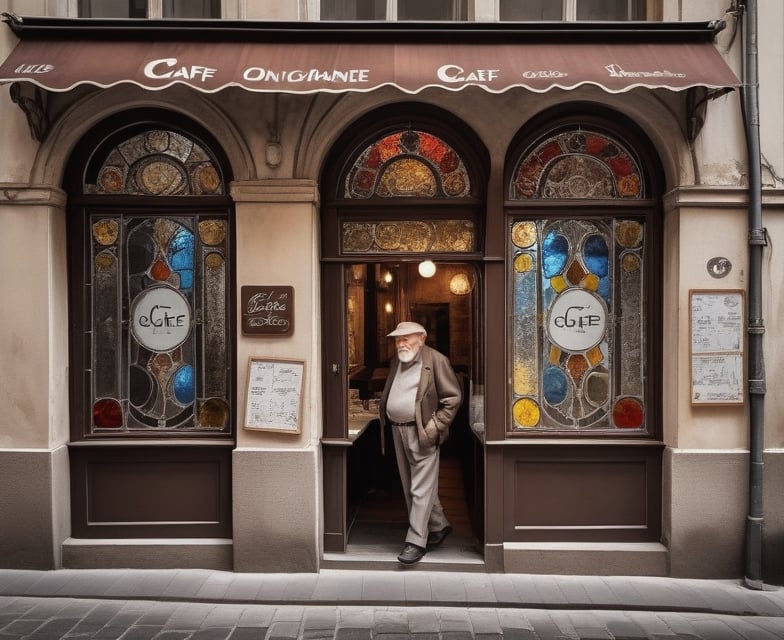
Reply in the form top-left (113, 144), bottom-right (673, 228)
top-left (510, 218), bottom-right (645, 432)
top-left (510, 129), bottom-right (644, 200)
top-left (85, 129), bottom-right (230, 434)
top-left (345, 130), bottom-right (471, 199)
top-left (508, 126), bottom-right (648, 433)
top-left (342, 220), bottom-right (476, 253)
top-left (86, 130), bottom-right (224, 196)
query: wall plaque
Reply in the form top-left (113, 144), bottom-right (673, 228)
top-left (689, 289), bottom-right (745, 405)
top-left (241, 286), bottom-right (294, 335)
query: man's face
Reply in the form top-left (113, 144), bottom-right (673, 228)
top-left (395, 333), bottom-right (425, 363)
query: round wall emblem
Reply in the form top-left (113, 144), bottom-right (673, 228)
top-left (546, 288), bottom-right (607, 352)
top-left (131, 286), bottom-right (192, 352)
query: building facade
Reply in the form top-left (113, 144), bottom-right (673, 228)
top-left (0, 0), bottom-right (782, 585)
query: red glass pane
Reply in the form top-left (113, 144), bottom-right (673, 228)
top-left (613, 397), bottom-right (644, 428)
top-left (150, 258), bottom-right (171, 281)
top-left (93, 398), bottom-right (123, 428)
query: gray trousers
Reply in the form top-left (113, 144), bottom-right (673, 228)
top-left (392, 424), bottom-right (450, 548)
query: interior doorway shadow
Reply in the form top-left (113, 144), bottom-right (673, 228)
top-left (346, 436), bottom-right (482, 562)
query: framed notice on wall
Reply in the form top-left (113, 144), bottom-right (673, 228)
top-left (689, 289), bottom-right (745, 405)
top-left (244, 357), bottom-right (305, 433)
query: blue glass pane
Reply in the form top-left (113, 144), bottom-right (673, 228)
top-left (173, 364), bottom-right (195, 405)
top-left (169, 228), bottom-right (194, 290)
top-left (584, 234), bottom-right (609, 277)
top-left (598, 275), bottom-right (611, 302)
top-left (542, 231), bottom-right (568, 278)
top-left (543, 366), bottom-right (568, 405)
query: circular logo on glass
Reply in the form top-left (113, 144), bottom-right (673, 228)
top-left (546, 288), bottom-right (607, 352)
top-left (131, 286), bottom-right (192, 352)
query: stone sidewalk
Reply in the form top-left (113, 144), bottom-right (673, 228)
top-left (0, 568), bottom-right (783, 638)
top-left (2, 569), bottom-right (783, 615)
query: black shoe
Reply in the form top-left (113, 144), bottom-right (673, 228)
top-left (426, 526), bottom-right (453, 549)
top-left (397, 543), bottom-right (426, 565)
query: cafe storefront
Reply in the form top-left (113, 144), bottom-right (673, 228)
top-left (0, 13), bottom-right (762, 578)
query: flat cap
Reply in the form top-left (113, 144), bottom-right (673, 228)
top-left (387, 321), bottom-right (427, 337)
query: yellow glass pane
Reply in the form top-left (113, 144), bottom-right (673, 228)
top-left (512, 221), bottom-right (537, 248)
top-left (514, 253), bottom-right (534, 273)
top-left (551, 275), bottom-right (568, 292)
top-left (513, 398), bottom-right (541, 428)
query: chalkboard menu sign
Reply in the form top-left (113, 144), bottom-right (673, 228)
top-left (241, 286), bottom-right (294, 335)
top-left (689, 290), bottom-right (744, 405)
top-left (244, 357), bottom-right (305, 433)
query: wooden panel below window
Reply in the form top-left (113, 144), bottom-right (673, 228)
top-left (70, 445), bottom-right (232, 538)
top-left (503, 444), bottom-right (662, 542)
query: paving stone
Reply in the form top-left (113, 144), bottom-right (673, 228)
top-left (190, 628), bottom-right (235, 640)
top-left (402, 573), bottom-right (432, 603)
top-left (270, 607), bottom-right (305, 624)
top-left (151, 632), bottom-right (193, 640)
top-left (498, 628), bottom-right (538, 640)
top-left (467, 609), bottom-right (502, 634)
top-left (114, 625), bottom-right (163, 640)
top-left (604, 613), bottom-right (650, 639)
top-left (372, 609), bottom-right (408, 633)
top-left (236, 606), bottom-right (275, 628)
top-left (335, 628), bottom-right (371, 640)
top-left (1, 619), bottom-right (45, 635)
top-left (228, 627), bottom-right (269, 639)
top-left (406, 608), bottom-right (440, 634)
top-left (525, 611), bottom-right (564, 640)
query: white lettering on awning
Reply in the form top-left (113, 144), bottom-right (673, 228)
top-left (436, 64), bottom-right (500, 83)
top-left (605, 63), bottom-right (685, 79)
top-left (242, 67), bottom-right (370, 84)
top-left (143, 58), bottom-right (217, 81)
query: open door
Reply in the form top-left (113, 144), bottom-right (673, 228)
top-left (322, 259), bottom-right (484, 561)
top-left (318, 109), bottom-right (490, 561)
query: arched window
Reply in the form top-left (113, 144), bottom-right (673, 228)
top-left (68, 116), bottom-right (234, 438)
top-left (506, 115), bottom-right (661, 436)
top-left (510, 128), bottom-right (644, 200)
top-left (336, 127), bottom-right (480, 256)
top-left (345, 129), bottom-right (471, 199)
top-left (86, 129), bottom-right (225, 196)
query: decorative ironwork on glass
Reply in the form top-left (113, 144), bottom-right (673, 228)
top-left (345, 130), bottom-right (471, 198)
top-left (86, 130), bottom-right (224, 196)
top-left (342, 220), bottom-right (476, 253)
top-left (510, 129), bottom-right (643, 200)
top-left (510, 218), bottom-right (646, 432)
top-left (89, 214), bottom-right (230, 433)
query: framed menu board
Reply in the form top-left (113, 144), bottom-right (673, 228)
top-left (689, 290), bottom-right (744, 405)
top-left (244, 357), bottom-right (305, 433)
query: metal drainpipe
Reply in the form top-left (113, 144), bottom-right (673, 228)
top-left (741, 0), bottom-right (766, 590)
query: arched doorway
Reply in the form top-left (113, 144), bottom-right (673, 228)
top-left (64, 109), bottom-right (236, 542)
top-left (320, 105), bottom-right (489, 564)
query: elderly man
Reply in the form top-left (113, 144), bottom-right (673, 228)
top-left (379, 321), bottom-right (463, 565)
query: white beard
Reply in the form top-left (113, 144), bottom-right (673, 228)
top-left (398, 349), bottom-right (415, 363)
top-left (397, 344), bottom-right (421, 364)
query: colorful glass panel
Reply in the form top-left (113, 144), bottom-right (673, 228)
top-left (342, 220), bottom-right (476, 253)
top-left (510, 218), bottom-right (646, 432)
top-left (89, 212), bottom-right (230, 433)
top-left (345, 130), bottom-right (471, 198)
top-left (510, 129), bottom-right (643, 200)
top-left (86, 130), bottom-right (224, 196)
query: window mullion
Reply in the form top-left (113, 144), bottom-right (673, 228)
top-left (564, 0), bottom-right (577, 21)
